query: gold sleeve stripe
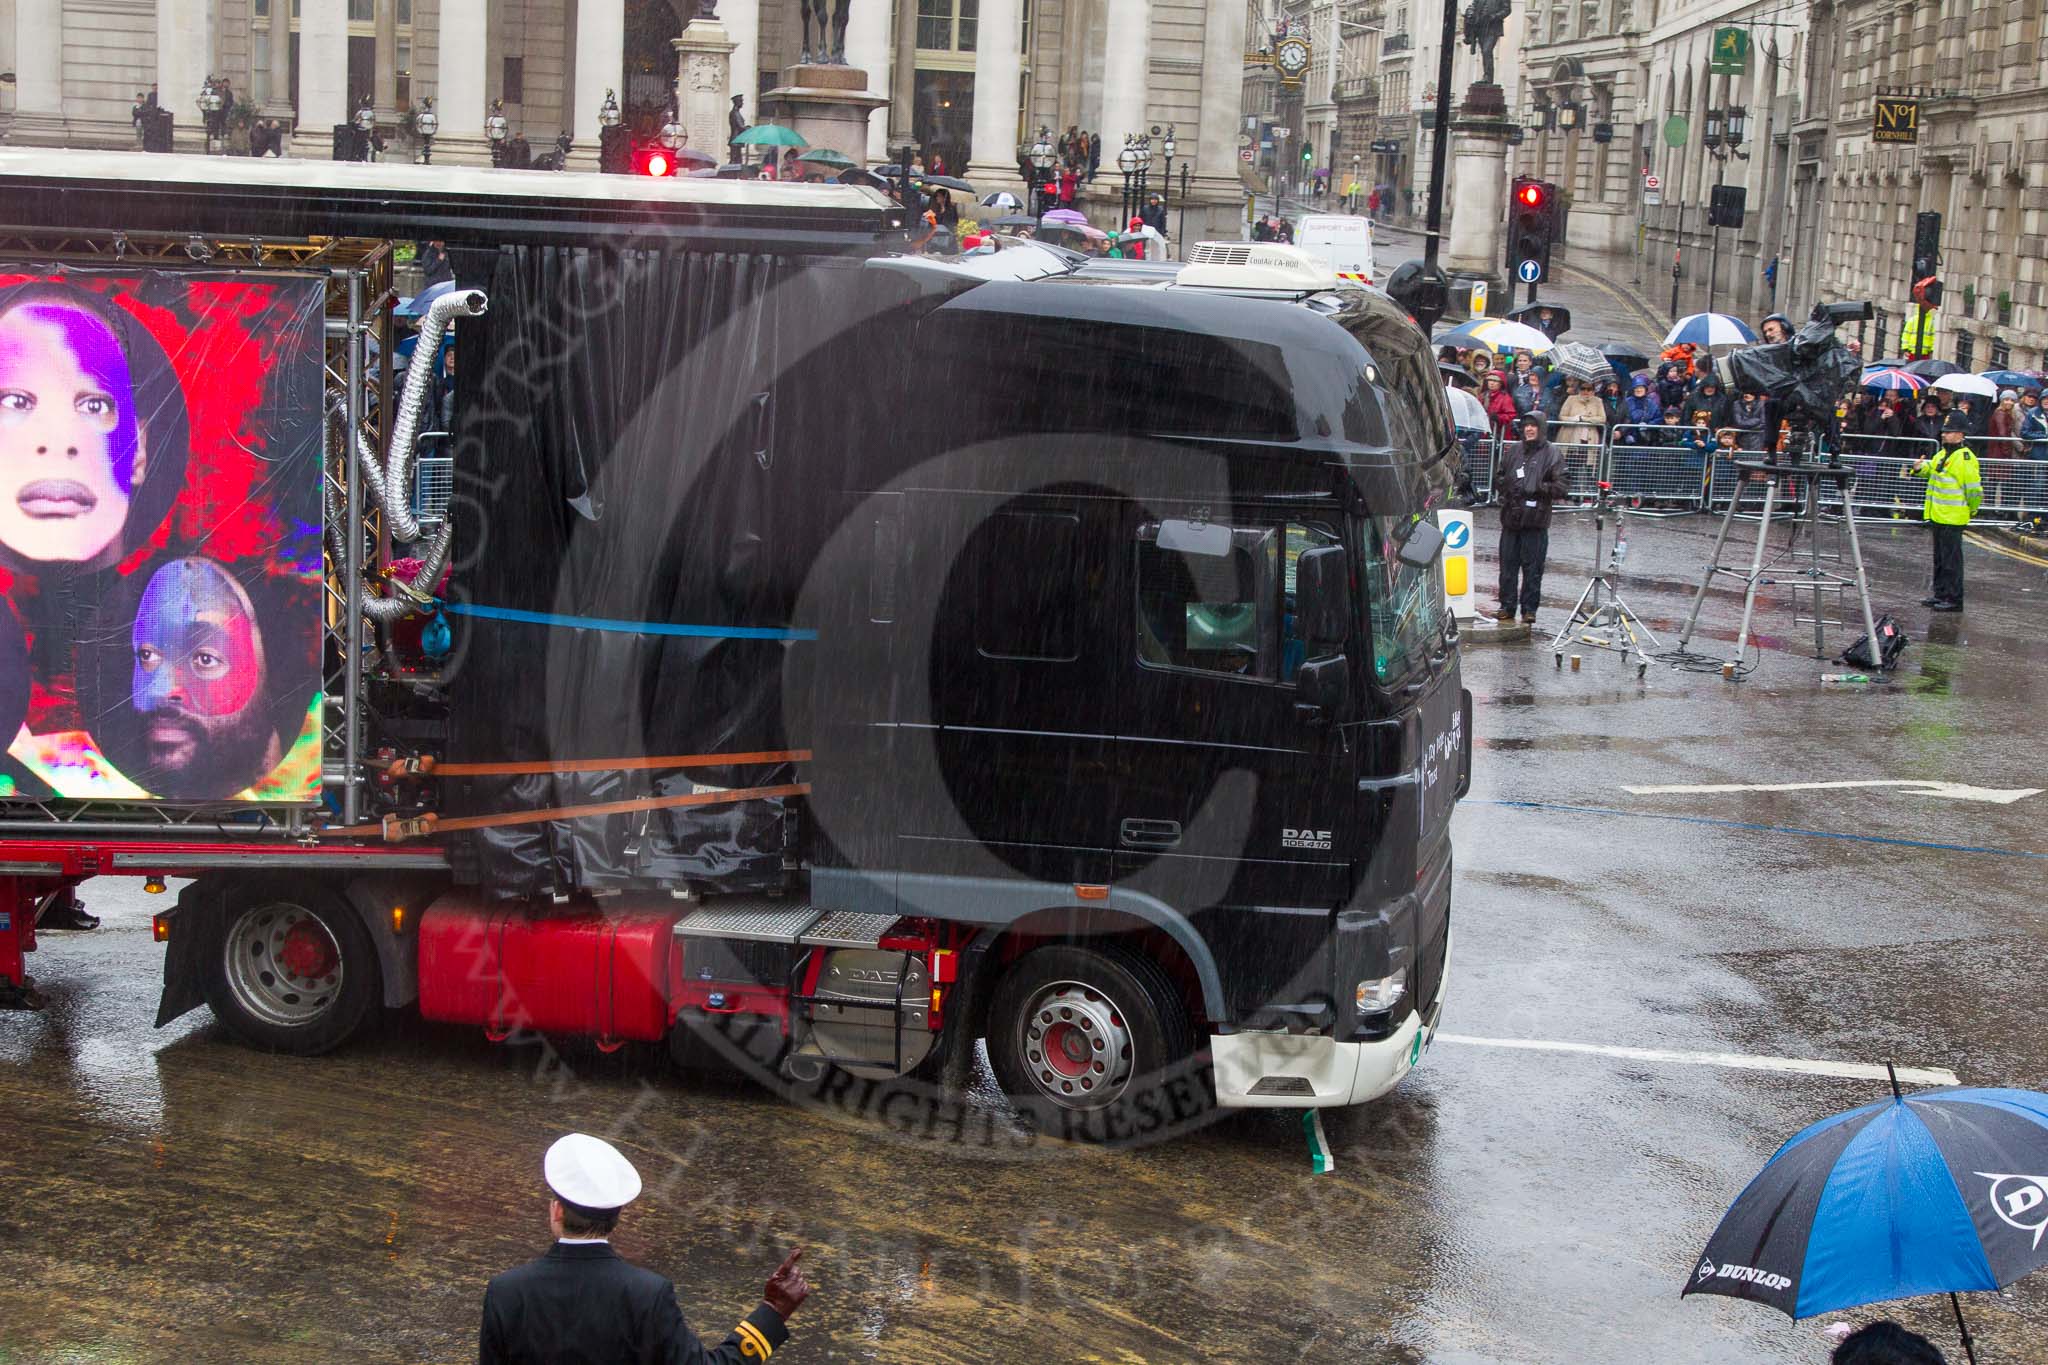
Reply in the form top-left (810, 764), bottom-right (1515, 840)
top-left (736, 1320), bottom-right (773, 1359)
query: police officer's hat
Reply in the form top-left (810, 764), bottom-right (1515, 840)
top-left (1941, 411), bottom-right (1971, 434)
top-left (544, 1133), bottom-right (643, 1211)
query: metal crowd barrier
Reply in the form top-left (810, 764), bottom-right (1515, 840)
top-left (1460, 418), bottom-right (2048, 524)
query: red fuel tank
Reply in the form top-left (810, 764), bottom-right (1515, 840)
top-left (417, 896), bottom-right (684, 1043)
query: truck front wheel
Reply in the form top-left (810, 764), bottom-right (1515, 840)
top-left (986, 944), bottom-right (1210, 1143)
top-left (201, 879), bottom-right (380, 1055)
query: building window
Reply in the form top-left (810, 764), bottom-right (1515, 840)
top-left (398, 0), bottom-right (412, 21)
top-left (397, 38), bottom-right (411, 105)
top-left (918, 0), bottom-right (977, 52)
top-left (348, 0), bottom-right (373, 19)
top-left (503, 57), bottom-right (525, 104)
top-left (255, 0), bottom-right (268, 15)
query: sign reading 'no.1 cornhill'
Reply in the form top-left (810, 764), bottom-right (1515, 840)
top-left (1873, 96), bottom-right (1921, 144)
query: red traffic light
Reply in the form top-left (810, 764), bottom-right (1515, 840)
top-left (633, 144), bottom-right (676, 177)
top-left (1515, 182), bottom-right (1547, 209)
top-left (1912, 277), bottom-right (1943, 309)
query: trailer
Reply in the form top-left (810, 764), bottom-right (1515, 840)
top-left (0, 153), bottom-right (1467, 1142)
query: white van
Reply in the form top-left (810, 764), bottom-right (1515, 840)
top-left (1294, 214), bottom-right (1375, 285)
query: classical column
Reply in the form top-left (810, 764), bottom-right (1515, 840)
top-left (10, 0), bottom-right (68, 145)
top-left (1185, 0), bottom-right (1245, 240)
top-left (299, 0), bottom-right (350, 148)
top-left (723, 0), bottom-right (761, 120)
top-left (569, 0), bottom-right (624, 166)
top-left (841, 0), bottom-right (892, 161)
top-left (888, 0), bottom-right (918, 151)
top-left (375, 0), bottom-right (400, 123)
top-left (965, 0), bottom-right (1022, 186)
top-left (261, 0), bottom-right (295, 122)
top-left (157, 0), bottom-right (219, 153)
top-left (1098, 0), bottom-right (1148, 153)
top-left (433, 0), bottom-right (492, 163)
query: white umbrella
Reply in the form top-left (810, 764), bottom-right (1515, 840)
top-left (980, 191), bottom-right (1023, 211)
top-left (1662, 312), bottom-right (1759, 348)
top-left (1931, 372), bottom-right (1999, 399)
top-left (1445, 385), bottom-right (1490, 431)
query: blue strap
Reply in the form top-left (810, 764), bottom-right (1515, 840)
top-left (441, 600), bottom-right (817, 642)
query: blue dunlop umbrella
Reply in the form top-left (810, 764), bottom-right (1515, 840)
top-left (1684, 1076), bottom-right (2048, 1362)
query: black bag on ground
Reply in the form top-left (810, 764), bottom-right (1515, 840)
top-left (1838, 614), bottom-right (1908, 670)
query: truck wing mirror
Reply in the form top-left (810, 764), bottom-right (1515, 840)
top-left (1295, 544), bottom-right (1351, 643)
top-left (1397, 518), bottom-right (1445, 569)
top-left (1295, 654), bottom-right (1351, 724)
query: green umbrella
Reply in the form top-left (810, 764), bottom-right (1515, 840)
top-left (732, 123), bottom-right (808, 148)
top-left (796, 147), bottom-right (856, 169)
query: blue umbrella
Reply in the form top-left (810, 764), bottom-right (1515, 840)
top-left (1662, 312), bottom-right (1759, 348)
top-left (1979, 369), bottom-right (2043, 393)
top-left (395, 278), bottom-right (460, 318)
top-left (1684, 1080), bottom-right (2048, 1362)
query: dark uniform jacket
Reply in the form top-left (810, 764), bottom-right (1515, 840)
top-left (480, 1242), bottom-right (789, 1365)
top-left (1494, 437), bottom-right (1569, 530)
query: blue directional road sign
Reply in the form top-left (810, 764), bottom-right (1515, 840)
top-left (1444, 519), bottom-right (1471, 550)
top-left (1516, 258), bottom-right (1544, 284)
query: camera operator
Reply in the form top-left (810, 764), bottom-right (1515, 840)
top-left (1911, 424), bottom-right (1982, 612)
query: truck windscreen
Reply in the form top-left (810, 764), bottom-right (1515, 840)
top-left (1362, 514), bottom-right (1450, 687)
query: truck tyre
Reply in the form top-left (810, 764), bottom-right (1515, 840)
top-left (200, 878), bottom-right (381, 1056)
top-left (986, 944), bottom-right (1210, 1144)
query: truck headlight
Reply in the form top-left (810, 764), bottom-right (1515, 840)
top-left (1356, 974), bottom-right (1406, 1013)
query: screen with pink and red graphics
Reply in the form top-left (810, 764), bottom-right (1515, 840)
top-left (0, 268), bottom-right (325, 803)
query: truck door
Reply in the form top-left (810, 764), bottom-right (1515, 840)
top-left (1112, 507), bottom-right (1353, 1017)
top-left (889, 491), bottom-right (1120, 889)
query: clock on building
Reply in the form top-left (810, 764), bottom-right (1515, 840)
top-left (1275, 36), bottom-right (1312, 80)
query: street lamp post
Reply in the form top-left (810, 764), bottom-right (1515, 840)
top-left (415, 98), bottom-right (439, 164)
top-left (1159, 125), bottom-right (1177, 245)
top-left (1412, 0), bottom-right (1460, 333)
top-left (1030, 126), bottom-right (1055, 215)
top-left (1134, 133), bottom-right (1153, 234)
top-left (486, 98), bottom-right (510, 168)
top-left (1117, 135), bottom-right (1139, 230)
top-left (1702, 103), bottom-right (1747, 314)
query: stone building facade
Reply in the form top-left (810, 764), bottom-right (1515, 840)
top-left (1804, 0), bottom-right (2048, 369)
top-left (2, 0), bottom-right (1253, 239)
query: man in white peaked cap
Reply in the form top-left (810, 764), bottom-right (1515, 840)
top-left (480, 1132), bottom-right (809, 1364)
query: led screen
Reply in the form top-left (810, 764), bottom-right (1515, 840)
top-left (0, 268), bottom-right (324, 803)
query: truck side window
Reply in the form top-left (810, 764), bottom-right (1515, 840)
top-left (1135, 522), bottom-right (1278, 679)
top-left (1281, 521), bottom-right (1340, 681)
top-left (1363, 514), bottom-right (1449, 685)
top-left (971, 510), bottom-right (1081, 661)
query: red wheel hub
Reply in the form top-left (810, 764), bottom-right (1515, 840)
top-left (277, 918), bottom-right (338, 981)
top-left (1042, 1019), bottom-right (1094, 1079)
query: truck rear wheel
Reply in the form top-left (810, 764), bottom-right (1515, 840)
top-left (986, 944), bottom-right (1209, 1143)
top-left (201, 880), bottom-right (380, 1056)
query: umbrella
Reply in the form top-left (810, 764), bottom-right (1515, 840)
top-left (1439, 360), bottom-right (1477, 386)
top-left (712, 162), bottom-right (760, 178)
top-left (1042, 208), bottom-right (1089, 226)
top-left (1549, 341), bottom-right (1612, 385)
top-left (1903, 358), bottom-right (1962, 379)
top-left (987, 213), bottom-right (1040, 228)
top-left (732, 123), bottom-right (807, 148)
top-left (395, 278), bottom-right (460, 319)
top-left (1601, 343), bottom-right (1651, 370)
top-left (981, 191), bottom-right (1023, 211)
top-left (1979, 369), bottom-right (2043, 393)
top-left (1685, 1082), bottom-right (2048, 1362)
top-left (918, 174), bottom-right (976, 194)
top-left (1932, 372), bottom-right (1999, 399)
top-left (1444, 385), bottom-right (1490, 431)
top-left (670, 146), bottom-right (718, 168)
top-left (1435, 317), bottom-right (1555, 354)
top-left (1507, 301), bottom-right (1572, 334)
top-left (836, 167), bottom-right (893, 191)
top-left (1662, 312), bottom-right (1758, 348)
top-left (796, 148), bottom-right (856, 170)
top-left (1863, 367), bottom-right (1927, 393)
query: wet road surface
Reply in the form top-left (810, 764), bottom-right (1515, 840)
top-left (4, 514), bottom-right (2047, 1364)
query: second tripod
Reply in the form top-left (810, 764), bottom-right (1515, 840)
top-left (1550, 482), bottom-right (1660, 677)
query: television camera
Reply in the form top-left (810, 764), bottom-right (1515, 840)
top-left (1707, 300), bottom-right (1872, 460)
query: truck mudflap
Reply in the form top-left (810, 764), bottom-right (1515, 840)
top-left (1210, 929), bottom-right (1450, 1109)
top-left (155, 880), bottom-right (219, 1028)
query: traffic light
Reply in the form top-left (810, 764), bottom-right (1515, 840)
top-left (1708, 183), bottom-right (1747, 228)
top-left (1912, 277), bottom-right (1944, 309)
top-left (1507, 175), bottom-right (1555, 279)
top-left (1302, 143), bottom-right (1313, 170)
top-left (632, 142), bottom-right (678, 177)
top-left (1911, 210), bottom-right (1942, 283)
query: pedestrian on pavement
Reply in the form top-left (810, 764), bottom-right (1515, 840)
top-left (1655, 361), bottom-right (1690, 414)
top-left (1465, 349), bottom-right (1494, 385)
top-left (1829, 1319), bottom-right (1948, 1364)
top-left (1688, 374), bottom-right (1732, 431)
top-left (1367, 187), bottom-right (1381, 218)
top-left (480, 1133), bottom-right (809, 1365)
top-left (1140, 193), bottom-right (1167, 234)
top-left (1493, 412), bottom-right (1567, 626)
top-left (1557, 379), bottom-right (1605, 450)
top-left (1910, 423), bottom-right (1982, 612)
top-left (1728, 389), bottom-right (1768, 448)
top-left (1912, 396), bottom-right (1946, 459)
top-left (1057, 163), bottom-right (1078, 208)
top-left (1620, 379), bottom-right (1662, 438)
top-left (1954, 395), bottom-right (1990, 439)
top-left (1480, 370), bottom-right (1520, 434)
top-left (1986, 388), bottom-right (2024, 508)
top-left (1087, 132), bottom-right (1101, 180)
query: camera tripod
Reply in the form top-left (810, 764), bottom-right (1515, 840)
top-left (1550, 482), bottom-right (1659, 676)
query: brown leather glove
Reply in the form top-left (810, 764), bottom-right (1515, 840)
top-left (763, 1248), bottom-right (809, 1320)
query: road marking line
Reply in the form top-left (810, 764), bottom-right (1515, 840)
top-left (1965, 531), bottom-right (2048, 569)
top-left (1477, 798), bottom-right (2048, 860)
top-left (1435, 1034), bottom-right (1961, 1086)
top-left (1621, 778), bottom-right (2043, 805)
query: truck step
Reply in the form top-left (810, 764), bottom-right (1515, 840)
top-left (798, 911), bottom-right (899, 950)
top-left (674, 898), bottom-right (823, 944)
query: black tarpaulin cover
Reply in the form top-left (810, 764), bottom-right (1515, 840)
top-left (445, 245), bottom-right (882, 896)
